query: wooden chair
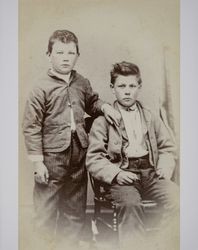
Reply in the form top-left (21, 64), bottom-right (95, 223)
top-left (89, 175), bottom-right (158, 249)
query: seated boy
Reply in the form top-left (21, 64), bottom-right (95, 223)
top-left (86, 61), bottom-right (179, 250)
top-left (22, 30), bottom-right (120, 249)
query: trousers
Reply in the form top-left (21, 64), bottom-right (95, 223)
top-left (33, 132), bottom-right (87, 249)
top-left (104, 156), bottom-right (179, 250)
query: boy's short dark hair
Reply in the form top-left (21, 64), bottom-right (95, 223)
top-left (47, 30), bottom-right (80, 55)
top-left (110, 61), bottom-right (142, 85)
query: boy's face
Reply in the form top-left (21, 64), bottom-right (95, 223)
top-left (111, 75), bottom-right (141, 108)
top-left (49, 40), bottom-right (78, 74)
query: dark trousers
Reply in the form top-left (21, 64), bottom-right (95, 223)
top-left (104, 156), bottom-right (179, 250)
top-left (33, 132), bottom-right (87, 249)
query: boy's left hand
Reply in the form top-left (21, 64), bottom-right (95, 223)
top-left (156, 168), bottom-right (173, 180)
top-left (102, 103), bottom-right (121, 126)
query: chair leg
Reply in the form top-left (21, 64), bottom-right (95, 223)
top-left (91, 219), bottom-right (99, 239)
top-left (112, 204), bottom-right (120, 249)
top-left (91, 200), bottom-right (100, 244)
top-left (91, 201), bottom-right (120, 249)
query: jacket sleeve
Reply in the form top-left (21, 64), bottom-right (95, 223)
top-left (84, 79), bottom-right (104, 117)
top-left (86, 117), bottom-right (122, 184)
top-left (22, 87), bottom-right (45, 155)
top-left (153, 113), bottom-right (177, 176)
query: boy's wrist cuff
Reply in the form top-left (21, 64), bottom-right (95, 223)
top-left (28, 154), bottom-right (44, 162)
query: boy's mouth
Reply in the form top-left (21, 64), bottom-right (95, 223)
top-left (123, 98), bottom-right (132, 101)
top-left (61, 64), bottom-right (70, 67)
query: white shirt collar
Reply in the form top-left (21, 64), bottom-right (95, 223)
top-left (117, 102), bottom-right (138, 112)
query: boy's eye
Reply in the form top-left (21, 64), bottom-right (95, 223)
top-left (130, 84), bottom-right (138, 88)
top-left (56, 51), bottom-right (64, 54)
top-left (68, 51), bottom-right (76, 55)
top-left (118, 84), bottom-right (126, 88)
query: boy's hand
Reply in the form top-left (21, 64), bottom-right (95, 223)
top-left (156, 168), bottom-right (172, 180)
top-left (116, 171), bottom-right (139, 185)
top-left (101, 103), bottom-right (121, 126)
top-left (33, 162), bottom-right (49, 185)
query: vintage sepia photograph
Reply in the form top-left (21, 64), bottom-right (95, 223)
top-left (19, 0), bottom-right (180, 250)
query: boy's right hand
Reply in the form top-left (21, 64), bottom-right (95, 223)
top-left (116, 171), bottom-right (139, 185)
top-left (33, 162), bottom-right (49, 185)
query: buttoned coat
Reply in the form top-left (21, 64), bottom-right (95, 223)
top-left (23, 70), bottom-right (103, 155)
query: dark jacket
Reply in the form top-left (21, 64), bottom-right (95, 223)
top-left (23, 70), bottom-right (103, 155)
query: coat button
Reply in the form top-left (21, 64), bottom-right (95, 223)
top-left (114, 141), bottom-right (118, 145)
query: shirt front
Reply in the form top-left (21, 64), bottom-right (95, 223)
top-left (118, 103), bottom-right (148, 158)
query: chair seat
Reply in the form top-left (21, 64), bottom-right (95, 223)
top-left (94, 196), bottom-right (157, 208)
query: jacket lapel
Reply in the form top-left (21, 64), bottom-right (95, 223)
top-left (136, 101), bottom-right (151, 134)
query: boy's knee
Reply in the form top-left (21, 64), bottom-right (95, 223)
top-left (112, 186), bottom-right (141, 208)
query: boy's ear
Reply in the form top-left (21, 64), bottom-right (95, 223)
top-left (110, 83), bottom-right (115, 94)
top-left (47, 53), bottom-right (52, 63)
top-left (138, 83), bottom-right (142, 89)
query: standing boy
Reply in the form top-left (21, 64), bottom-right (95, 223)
top-left (22, 30), bottom-right (120, 249)
top-left (86, 61), bottom-right (179, 250)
